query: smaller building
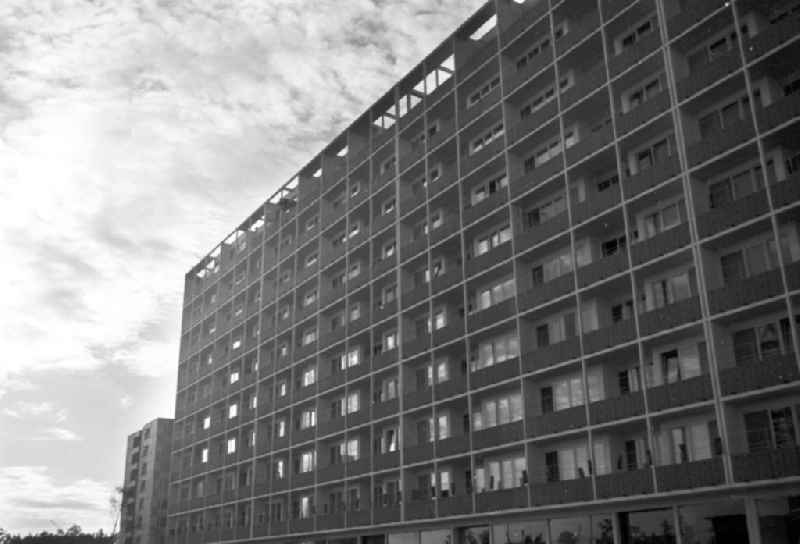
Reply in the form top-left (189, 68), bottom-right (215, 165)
top-left (121, 418), bottom-right (174, 544)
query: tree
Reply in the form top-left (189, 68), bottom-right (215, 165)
top-left (108, 485), bottom-right (123, 538)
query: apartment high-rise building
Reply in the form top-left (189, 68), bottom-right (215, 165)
top-left (122, 418), bottom-right (174, 544)
top-left (167, 1), bottom-right (800, 543)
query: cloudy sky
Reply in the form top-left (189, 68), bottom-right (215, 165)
top-left (0, 0), bottom-right (484, 534)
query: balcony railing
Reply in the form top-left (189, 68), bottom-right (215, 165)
top-left (561, 64), bottom-right (607, 111)
top-left (623, 154), bottom-right (680, 198)
top-left (466, 242), bottom-right (512, 278)
top-left (757, 93), bottom-right (800, 133)
top-left (476, 487), bottom-right (528, 512)
top-left (576, 251), bottom-right (628, 287)
top-left (472, 421), bottom-right (524, 450)
top-left (732, 446), bottom-right (800, 482)
top-left (707, 269), bottom-right (784, 314)
top-left (514, 213), bottom-right (569, 253)
top-left (437, 434), bottom-right (469, 458)
top-left (637, 296), bottom-right (701, 336)
top-left (435, 377), bottom-right (467, 401)
top-left (460, 86), bottom-right (501, 127)
top-left (589, 391), bottom-right (645, 424)
top-left (655, 457), bottom-right (724, 491)
top-left (458, 41), bottom-right (498, 81)
top-left (522, 339), bottom-right (581, 372)
top-left (582, 319), bottom-right (636, 354)
top-left (566, 124), bottom-right (613, 166)
top-left (630, 222), bottom-right (690, 265)
top-left (500, 1), bottom-right (549, 46)
top-left (438, 493), bottom-right (473, 516)
top-left (676, 49), bottom-right (740, 101)
top-left (528, 404), bottom-right (586, 437)
top-left (571, 185), bottom-right (621, 225)
top-left (470, 356), bottom-right (520, 390)
top-left (772, 173), bottom-right (800, 209)
top-left (468, 299), bottom-right (516, 332)
top-left (517, 273), bottom-right (574, 312)
top-left (608, 31), bottom-right (661, 76)
top-left (646, 373), bottom-right (713, 412)
top-left (556, 12), bottom-right (600, 55)
top-left (464, 191), bottom-right (509, 227)
top-left (461, 138), bottom-right (505, 176)
top-left (509, 101), bottom-right (558, 145)
top-left (595, 468), bottom-right (653, 498)
top-left (719, 353), bottom-right (800, 395)
top-left (616, 91), bottom-right (670, 137)
top-left (405, 497), bottom-right (436, 520)
top-left (686, 117), bottom-right (755, 167)
top-left (405, 442), bottom-right (434, 464)
top-left (511, 155), bottom-right (564, 197)
top-left (531, 478), bottom-right (593, 506)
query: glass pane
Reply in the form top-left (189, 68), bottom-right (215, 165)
top-left (757, 496), bottom-right (800, 544)
top-left (678, 499), bottom-right (748, 544)
top-left (621, 509), bottom-right (676, 544)
top-left (550, 516), bottom-right (591, 544)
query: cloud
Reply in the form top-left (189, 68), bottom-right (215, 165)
top-left (0, 466), bottom-right (113, 534)
top-left (28, 427), bottom-right (82, 441)
top-left (119, 395), bottom-right (132, 409)
top-left (2, 401), bottom-right (66, 422)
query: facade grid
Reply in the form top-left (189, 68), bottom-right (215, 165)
top-left (167, 0), bottom-right (800, 543)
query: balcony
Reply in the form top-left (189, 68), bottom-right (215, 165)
top-left (698, 190), bottom-right (769, 239)
top-left (556, 13), bottom-right (600, 56)
top-left (509, 102), bottom-right (558, 145)
top-left (400, 143), bottom-right (426, 172)
top-left (400, 188), bottom-right (426, 216)
top-left (374, 300), bottom-right (397, 324)
top-left (667, 1), bottom-right (728, 37)
top-left (566, 124), bottom-right (614, 166)
top-left (646, 373), bottom-right (713, 412)
top-left (462, 139), bottom-right (505, 176)
top-left (461, 87), bottom-right (501, 128)
top-left (623, 154), bottom-right (680, 197)
top-left (788, 260), bottom-right (800, 292)
top-left (374, 450), bottom-right (400, 471)
top-left (435, 377), bottom-right (467, 401)
top-left (517, 162), bottom-right (565, 201)
top-left (531, 478), bottom-right (593, 506)
top-left (292, 470), bottom-right (314, 489)
top-left (459, 42), bottom-right (498, 80)
top-left (757, 93), bottom-right (800, 134)
top-left (347, 408), bottom-right (370, 430)
top-left (707, 269), bottom-right (784, 314)
top-left (561, 64), bottom-right (607, 111)
top-left (347, 507), bottom-right (372, 527)
top-left (405, 442), bottom-right (434, 464)
top-left (318, 463), bottom-right (345, 483)
top-left (437, 434), bottom-right (469, 458)
top-left (372, 349), bottom-right (398, 372)
top-left (719, 353), bottom-right (800, 395)
top-left (372, 212), bottom-right (395, 237)
top-left (346, 457), bottom-right (370, 477)
top-left (476, 487), bottom-right (528, 512)
top-left (405, 387), bottom-right (433, 409)
top-left (595, 468), bottom-right (653, 498)
top-left (433, 322), bottom-right (464, 347)
top-left (438, 494), bottom-right (473, 516)
top-left (732, 446), bottom-right (800, 482)
top-left (372, 256), bottom-right (396, 280)
top-left (468, 299), bottom-right (515, 332)
top-left (572, 186), bottom-right (621, 225)
top-left (616, 91), bottom-right (670, 137)
top-left (577, 251), bottom-right (628, 287)
top-left (293, 426), bottom-right (315, 445)
top-left (517, 274), bottom-right (574, 313)
top-left (773, 173), bottom-right (800, 209)
top-left (686, 117), bottom-right (755, 167)
top-left (317, 511), bottom-right (345, 531)
top-left (522, 339), bottom-right (581, 373)
top-left (403, 335), bottom-right (430, 359)
top-left (400, 237), bottom-right (428, 263)
top-left (290, 518), bottom-right (314, 534)
top-left (655, 457), bottom-right (724, 491)
top-left (608, 31), bottom-right (661, 77)
top-left (631, 223), bottom-right (691, 265)
top-left (582, 319), bottom-right (636, 354)
top-left (589, 391), bottom-right (645, 424)
top-left (374, 503), bottom-right (401, 524)
top-left (430, 218), bottom-right (459, 247)
top-left (528, 405), bottom-right (586, 437)
top-left (470, 357), bottom-right (520, 390)
top-left (676, 49), bottom-right (740, 102)
top-left (472, 421), bottom-right (524, 450)
top-left (514, 213), bottom-right (569, 252)
top-left (372, 398), bottom-right (399, 420)
top-left (743, 15), bottom-right (800, 61)
top-left (500, 1), bottom-right (549, 46)
top-left (466, 242), bottom-right (512, 278)
top-left (463, 192), bottom-right (508, 227)
top-left (638, 296), bottom-right (701, 336)
top-left (405, 497), bottom-right (436, 520)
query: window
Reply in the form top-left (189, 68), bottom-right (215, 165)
top-left (275, 459), bottom-right (285, 479)
top-left (709, 162), bottom-right (766, 209)
top-left (305, 216), bottom-right (318, 232)
top-left (304, 253), bottom-right (318, 268)
top-left (299, 408), bottom-right (316, 430)
top-left (625, 75), bottom-right (663, 113)
top-left (302, 289), bottom-right (317, 307)
top-left (527, 193), bottom-right (566, 227)
top-left (203, 416), bottom-right (211, 430)
top-left (227, 438), bottom-right (237, 454)
top-left (745, 406), bottom-right (798, 452)
top-left (634, 136), bottom-right (673, 174)
top-left (468, 76), bottom-right (501, 107)
top-left (299, 451), bottom-right (316, 473)
top-left (301, 367), bottom-right (316, 387)
top-left (473, 332), bottom-right (520, 371)
top-left (379, 376), bottom-right (399, 402)
top-left (383, 330), bottom-right (398, 352)
top-left (279, 343), bottom-right (289, 358)
top-left (378, 426), bottom-right (399, 453)
top-left (349, 303), bottom-right (361, 322)
top-left (438, 414), bottom-right (451, 440)
top-left (382, 240), bottom-right (396, 259)
top-left (276, 419), bottom-right (287, 438)
top-left (646, 344), bottom-right (702, 387)
top-left (201, 447), bottom-right (209, 463)
top-left (533, 248), bottom-right (573, 285)
top-left (475, 277), bottom-right (516, 311)
top-left (473, 224), bottom-right (511, 256)
top-left (228, 404), bottom-right (238, 419)
top-left (720, 237), bottom-right (780, 284)
top-left (698, 94), bottom-right (752, 137)
top-left (229, 371), bottom-right (239, 385)
top-left (640, 199), bottom-right (683, 240)
top-left (346, 391), bottom-right (360, 414)
top-left (380, 155), bottom-right (396, 175)
top-left (342, 438), bottom-right (359, 461)
top-left (643, 270), bottom-right (692, 311)
top-left (524, 136), bottom-right (563, 172)
top-left (301, 328), bottom-right (317, 346)
top-left (618, 18), bottom-right (655, 53)
top-left (381, 284), bottom-right (397, 306)
top-left (278, 381), bottom-right (287, 397)
top-left (535, 312), bottom-right (576, 348)
top-left (341, 348), bottom-right (360, 369)
top-left (658, 421), bottom-right (715, 465)
top-left (733, 316), bottom-right (795, 365)
top-left (516, 36), bottom-right (550, 71)
top-left (347, 262), bottom-right (361, 281)
top-left (469, 122), bottom-right (504, 154)
top-left (472, 392), bottom-right (523, 430)
top-left (475, 454), bottom-right (527, 491)
top-left (432, 309), bottom-right (447, 330)
top-left (546, 445), bottom-right (590, 481)
top-left (382, 198), bottom-right (396, 215)
top-left (470, 174), bottom-right (508, 206)
top-left (250, 394), bottom-right (257, 410)
top-left (520, 83), bottom-right (557, 119)
top-left (279, 305), bottom-right (291, 321)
